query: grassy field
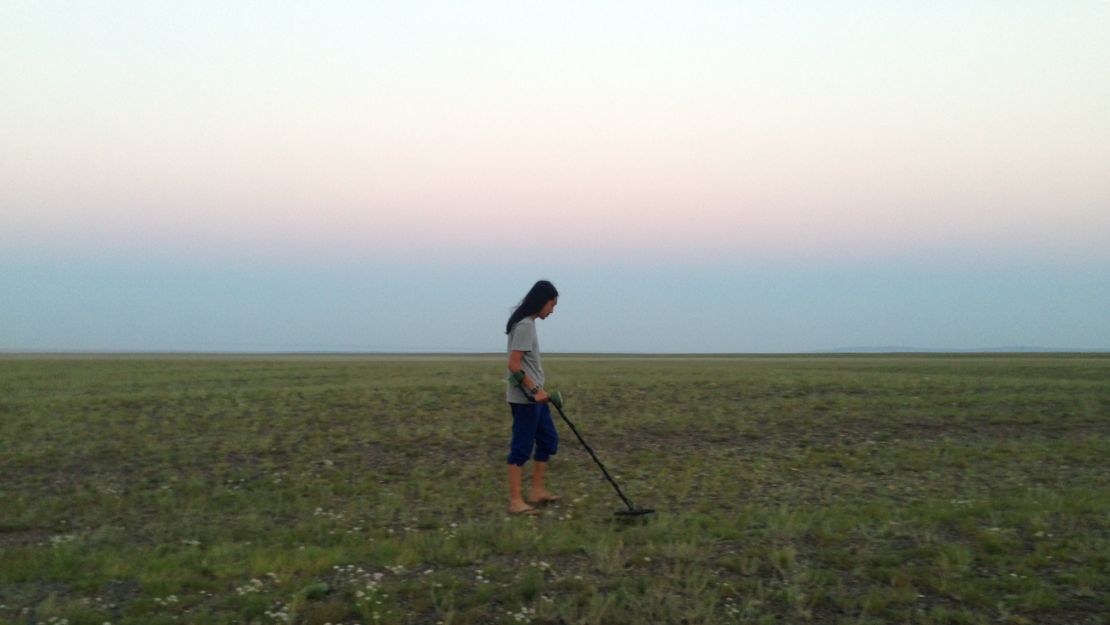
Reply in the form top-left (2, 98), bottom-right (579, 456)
top-left (1, 354), bottom-right (1108, 625)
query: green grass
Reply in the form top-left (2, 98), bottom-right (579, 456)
top-left (1, 353), bottom-right (1108, 624)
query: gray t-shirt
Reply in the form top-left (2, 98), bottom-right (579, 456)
top-left (506, 317), bottom-right (544, 404)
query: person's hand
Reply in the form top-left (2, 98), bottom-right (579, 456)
top-left (534, 389), bottom-right (550, 403)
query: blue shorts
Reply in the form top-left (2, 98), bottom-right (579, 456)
top-left (507, 402), bottom-right (559, 466)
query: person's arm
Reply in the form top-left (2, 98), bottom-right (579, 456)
top-left (508, 350), bottom-right (549, 402)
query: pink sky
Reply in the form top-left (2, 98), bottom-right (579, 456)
top-left (3, 2), bottom-right (1108, 267)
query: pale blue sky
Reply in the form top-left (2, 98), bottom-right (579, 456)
top-left (2, 2), bottom-right (1108, 352)
top-left (4, 257), bottom-right (1107, 353)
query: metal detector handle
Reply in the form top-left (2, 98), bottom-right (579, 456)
top-left (548, 390), bottom-right (563, 410)
top-left (506, 370), bottom-right (562, 408)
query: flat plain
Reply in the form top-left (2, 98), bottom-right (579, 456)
top-left (1, 354), bottom-right (1107, 624)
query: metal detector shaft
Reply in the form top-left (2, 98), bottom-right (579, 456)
top-left (550, 402), bottom-right (638, 512)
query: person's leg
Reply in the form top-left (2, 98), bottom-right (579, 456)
top-left (529, 404), bottom-right (561, 503)
top-left (507, 464), bottom-right (536, 514)
top-left (507, 404), bottom-right (540, 514)
top-left (529, 461), bottom-right (561, 503)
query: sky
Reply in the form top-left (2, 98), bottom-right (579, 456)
top-left (2, 1), bottom-right (1109, 353)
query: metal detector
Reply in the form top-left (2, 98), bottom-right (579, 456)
top-left (509, 372), bottom-right (655, 518)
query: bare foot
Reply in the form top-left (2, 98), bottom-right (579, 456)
top-left (508, 500), bottom-right (540, 516)
top-left (527, 490), bottom-right (562, 505)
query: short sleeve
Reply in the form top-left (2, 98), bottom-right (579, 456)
top-left (509, 320), bottom-right (536, 352)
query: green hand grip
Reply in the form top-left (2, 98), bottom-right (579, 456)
top-left (549, 390), bottom-right (563, 410)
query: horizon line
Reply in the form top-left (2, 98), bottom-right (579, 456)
top-left (3, 347), bottom-right (1108, 357)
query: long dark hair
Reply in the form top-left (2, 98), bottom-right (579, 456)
top-left (506, 280), bottom-right (559, 334)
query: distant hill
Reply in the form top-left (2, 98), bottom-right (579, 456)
top-left (824, 346), bottom-right (1109, 354)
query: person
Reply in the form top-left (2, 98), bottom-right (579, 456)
top-left (504, 280), bottom-right (561, 515)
